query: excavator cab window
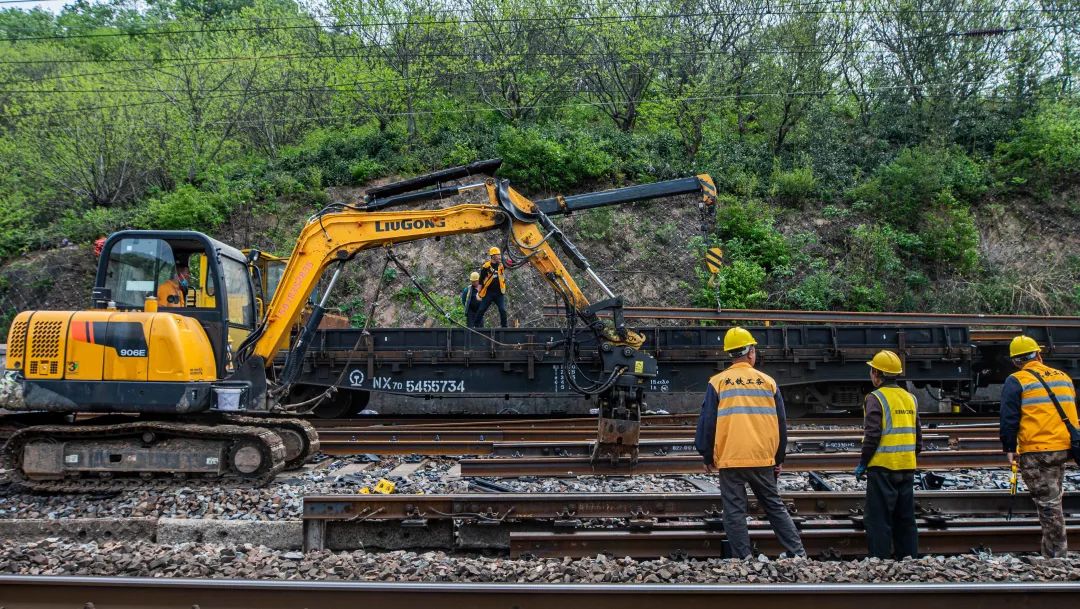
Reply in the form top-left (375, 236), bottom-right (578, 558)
top-left (102, 237), bottom-right (218, 310)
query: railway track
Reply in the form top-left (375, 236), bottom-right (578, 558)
top-left (315, 426), bottom-right (1002, 457)
top-left (310, 414), bottom-right (1001, 429)
top-left (509, 524), bottom-right (1080, 558)
top-left (451, 450), bottom-right (1015, 476)
top-left (300, 491), bottom-right (1080, 556)
top-left (302, 490), bottom-right (1080, 522)
top-left (3, 576), bottom-right (1079, 609)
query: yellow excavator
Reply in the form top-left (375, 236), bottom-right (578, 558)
top-left (1, 159), bottom-right (716, 491)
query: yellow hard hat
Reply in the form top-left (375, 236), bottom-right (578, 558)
top-left (469, 271), bottom-right (480, 282)
top-left (488, 247), bottom-right (501, 255)
top-left (867, 350), bottom-right (903, 375)
top-left (723, 327), bottom-right (757, 353)
top-left (1009, 335), bottom-right (1041, 358)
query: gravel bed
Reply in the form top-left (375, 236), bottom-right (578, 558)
top-left (0, 455), bottom-right (468, 520)
top-left (2, 540), bottom-right (1078, 583)
top-left (3, 453), bottom-right (1077, 521)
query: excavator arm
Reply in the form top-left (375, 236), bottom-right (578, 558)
top-left (235, 160), bottom-right (716, 463)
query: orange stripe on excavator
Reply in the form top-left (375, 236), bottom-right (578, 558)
top-left (70, 321), bottom-right (96, 344)
top-left (71, 321), bottom-right (86, 342)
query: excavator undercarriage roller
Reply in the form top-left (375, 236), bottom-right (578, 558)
top-left (223, 415), bottom-right (320, 470)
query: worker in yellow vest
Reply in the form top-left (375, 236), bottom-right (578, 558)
top-left (475, 247), bottom-right (509, 328)
top-left (855, 350), bottom-right (922, 559)
top-left (999, 335), bottom-right (1078, 558)
top-left (695, 327), bottom-right (805, 559)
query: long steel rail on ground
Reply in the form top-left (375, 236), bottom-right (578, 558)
top-left (300, 491), bottom-right (1080, 556)
top-left (454, 450), bottom-right (1017, 476)
top-left (3, 576), bottom-right (1080, 609)
top-left (315, 425), bottom-right (1002, 456)
top-left (316, 433), bottom-right (999, 457)
top-left (302, 491), bottom-right (1080, 522)
top-left (509, 525), bottom-right (1080, 559)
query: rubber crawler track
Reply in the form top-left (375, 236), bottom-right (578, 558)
top-left (1, 421), bottom-right (286, 493)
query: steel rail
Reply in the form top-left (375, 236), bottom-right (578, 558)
top-left (318, 427), bottom-right (998, 440)
top-left (315, 426), bottom-right (999, 443)
top-left (3, 576), bottom-right (1080, 609)
top-left (509, 525), bottom-right (1080, 559)
top-left (309, 415), bottom-right (1001, 430)
top-left (302, 491), bottom-right (1080, 522)
top-left (457, 450), bottom-right (1015, 476)
top-left (316, 434), bottom-right (989, 457)
top-left (541, 305), bottom-right (1080, 327)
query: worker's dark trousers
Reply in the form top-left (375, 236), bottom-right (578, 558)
top-left (717, 466), bottom-right (805, 559)
top-left (864, 468), bottom-right (918, 559)
top-left (476, 292), bottom-right (508, 327)
top-left (465, 307), bottom-right (483, 328)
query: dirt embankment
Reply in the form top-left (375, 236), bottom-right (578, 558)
top-left (2, 182), bottom-right (1077, 337)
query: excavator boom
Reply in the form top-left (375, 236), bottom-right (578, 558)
top-left (237, 162), bottom-right (716, 462)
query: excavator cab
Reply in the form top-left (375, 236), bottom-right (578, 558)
top-left (94, 231), bottom-right (257, 379)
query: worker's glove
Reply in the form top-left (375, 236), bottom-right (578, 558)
top-left (854, 464), bottom-right (867, 480)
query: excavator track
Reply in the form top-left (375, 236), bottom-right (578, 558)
top-left (223, 416), bottom-right (320, 470)
top-left (1, 421), bottom-right (286, 493)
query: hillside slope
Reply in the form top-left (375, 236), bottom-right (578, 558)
top-left (2, 178), bottom-right (1076, 338)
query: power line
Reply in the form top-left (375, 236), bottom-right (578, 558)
top-left (2, 79), bottom-right (1055, 121)
top-left (0, 24), bottom-right (1058, 75)
top-left (4, 38), bottom-right (1070, 95)
top-left (0, 5), bottom-right (1073, 44)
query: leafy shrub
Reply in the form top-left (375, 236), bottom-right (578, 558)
top-left (917, 193), bottom-right (980, 274)
top-left (138, 184), bottom-right (239, 230)
top-left (770, 165), bottom-right (817, 207)
top-left (602, 129), bottom-right (690, 182)
top-left (0, 193), bottom-right (34, 258)
top-left (847, 147), bottom-right (987, 228)
top-left (693, 259), bottom-right (767, 309)
top-left (713, 196), bottom-right (790, 270)
top-left (496, 125), bottom-right (615, 191)
top-left (349, 158), bottom-right (385, 184)
top-left (53, 206), bottom-right (136, 244)
top-left (575, 207), bottom-right (615, 241)
top-left (278, 126), bottom-right (401, 186)
top-left (788, 268), bottom-right (844, 310)
top-left (995, 101), bottom-right (1080, 191)
top-left (840, 224), bottom-right (910, 311)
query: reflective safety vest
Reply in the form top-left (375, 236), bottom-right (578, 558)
top-left (866, 386), bottom-right (918, 471)
top-left (478, 261), bottom-right (506, 298)
top-left (709, 362), bottom-right (780, 469)
top-left (1012, 361), bottom-right (1078, 454)
top-left (157, 279), bottom-right (184, 307)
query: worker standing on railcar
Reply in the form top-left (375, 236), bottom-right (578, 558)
top-left (461, 271), bottom-right (483, 327)
top-left (475, 246), bottom-right (509, 328)
top-left (999, 335), bottom-right (1078, 558)
top-left (855, 350), bottom-right (922, 559)
top-left (695, 327), bottom-right (806, 559)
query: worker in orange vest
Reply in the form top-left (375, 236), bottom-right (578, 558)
top-left (695, 327), bottom-right (805, 559)
top-left (475, 246), bottom-right (509, 328)
top-left (1000, 335), bottom-right (1079, 558)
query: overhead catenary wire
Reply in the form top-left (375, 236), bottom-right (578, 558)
top-left (2, 78), bottom-right (1060, 122)
top-left (0, 4), bottom-right (1072, 44)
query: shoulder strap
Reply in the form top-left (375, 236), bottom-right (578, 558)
top-left (1026, 368), bottom-right (1079, 434)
